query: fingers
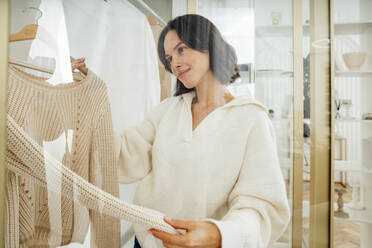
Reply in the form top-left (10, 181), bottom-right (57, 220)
top-left (163, 243), bottom-right (182, 248)
top-left (70, 57), bottom-right (88, 75)
top-left (71, 57), bottom-right (86, 67)
top-left (71, 62), bottom-right (86, 71)
top-left (149, 229), bottom-right (187, 247)
top-left (164, 217), bottom-right (195, 231)
top-left (163, 242), bottom-right (184, 248)
top-left (72, 62), bottom-right (86, 69)
top-left (70, 56), bottom-right (85, 63)
top-left (75, 57), bottom-right (85, 63)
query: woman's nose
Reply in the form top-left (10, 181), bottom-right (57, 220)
top-left (172, 61), bottom-right (182, 72)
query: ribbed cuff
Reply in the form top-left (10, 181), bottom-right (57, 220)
top-left (203, 210), bottom-right (262, 248)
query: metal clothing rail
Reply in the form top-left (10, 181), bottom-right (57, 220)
top-left (128, 0), bottom-right (167, 26)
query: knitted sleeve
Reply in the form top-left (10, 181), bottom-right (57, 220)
top-left (115, 97), bottom-right (175, 183)
top-left (6, 114), bottom-right (180, 235)
top-left (204, 110), bottom-right (290, 248)
top-left (89, 100), bottom-right (120, 248)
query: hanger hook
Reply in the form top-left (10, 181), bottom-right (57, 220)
top-left (22, 7), bottom-right (43, 25)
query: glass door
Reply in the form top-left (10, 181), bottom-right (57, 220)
top-left (332, 0), bottom-right (372, 247)
top-left (254, 0), bottom-right (298, 246)
top-left (197, 0), bottom-right (303, 247)
top-left (217, 0), bottom-right (333, 247)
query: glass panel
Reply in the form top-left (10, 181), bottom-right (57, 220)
top-left (197, 1), bottom-right (255, 94)
top-left (303, 1), bottom-right (310, 246)
top-left (254, 0), bottom-right (294, 247)
top-left (199, 0), bottom-right (295, 247)
top-left (333, 0), bottom-right (372, 247)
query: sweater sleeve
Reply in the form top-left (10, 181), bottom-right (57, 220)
top-left (204, 110), bottom-right (290, 248)
top-left (89, 100), bottom-right (120, 248)
top-left (115, 97), bottom-right (174, 184)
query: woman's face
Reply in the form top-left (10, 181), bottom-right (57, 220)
top-left (163, 30), bottom-right (211, 89)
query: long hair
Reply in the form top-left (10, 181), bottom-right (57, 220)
top-left (158, 14), bottom-right (240, 96)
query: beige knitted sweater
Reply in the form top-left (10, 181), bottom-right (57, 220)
top-left (6, 66), bottom-right (120, 248)
top-left (6, 114), bottom-right (178, 234)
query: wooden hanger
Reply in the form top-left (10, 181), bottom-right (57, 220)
top-left (8, 59), bottom-right (53, 74)
top-left (9, 7), bottom-right (42, 42)
top-left (8, 7), bottom-right (54, 74)
top-left (147, 16), bottom-right (158, 26)
top-left (9, 24), bottom-right (38, 42)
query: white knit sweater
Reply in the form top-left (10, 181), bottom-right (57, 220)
top-left (116, 91), bottom-right (290, 247)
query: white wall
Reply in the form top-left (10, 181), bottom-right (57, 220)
top-left (172, 0), bottom-right (187, 18)
top-left (143, 0), bottom-right (172, 22)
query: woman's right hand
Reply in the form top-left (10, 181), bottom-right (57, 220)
top-left (71, 56), bottom-right (88, 76)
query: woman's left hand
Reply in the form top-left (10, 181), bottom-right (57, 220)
top-left (149, 217), bottom-right (222, 248)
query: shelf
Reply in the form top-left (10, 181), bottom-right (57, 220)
top-left (337, 118), bottom-right (372, 123)
top-left (255, 20), bottom-right (372, 37)
top-left (255, 69), bottom-right (293, 78)
top-left (334, 21), bottom-right (372, 35)
top-left (335, 70), bottom-right (372, 77)
top-left (253, 70), bottom-right (372, 78)
top-left (334, 160), bottom-right (372, 174)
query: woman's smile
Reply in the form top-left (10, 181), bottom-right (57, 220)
top-left (178, 68), bottom-right (190, 79)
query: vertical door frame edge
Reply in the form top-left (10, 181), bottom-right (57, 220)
top-left (292, 0), bottom-right (304, 247)
top-left (329, 0), bottom-right (335, 247)
top-left (309, 0), bottom-right (332, 247)
top-left (187, 0), bottom-right (197, 14)
top-left (0, 0), bottom-right (9, 247)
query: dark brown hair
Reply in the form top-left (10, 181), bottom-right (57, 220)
top-left (158, 14), bottom-right (240, 96)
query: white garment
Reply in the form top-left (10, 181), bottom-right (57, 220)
top-left (29, 0), bottom-right (73, 85)
top-left (62, 1), bottom-right (161, 246)
top-left (63, 0), bottom-right (161, 132)
top-left (116, 91), bottom-right (290, 247)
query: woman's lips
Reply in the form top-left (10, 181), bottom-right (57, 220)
top-left (178, 68), bottom-right (190, 78)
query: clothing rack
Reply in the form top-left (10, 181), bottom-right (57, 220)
top-left (127, 0), bottom-right (167, 26)
top-left (8, 59), bottom-right (53, 74)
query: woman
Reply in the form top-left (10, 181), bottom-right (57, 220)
top-left (74, 14), bottom-right (290, 248)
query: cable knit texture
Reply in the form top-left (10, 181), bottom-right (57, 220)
top-left (116, 91), bottom-right (291, 247)
top-left (6, 66), bottom-right (120, 248)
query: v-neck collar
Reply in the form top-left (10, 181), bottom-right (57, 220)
top-left (181, 91), bottom-right (241, 110)
top-left (180, 91), bottom-right (267, 141)
top-left (181, 91), bottom-right (266, 110)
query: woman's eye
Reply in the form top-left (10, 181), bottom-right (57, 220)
top-left (178, 47), bottom-right (186, 54)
